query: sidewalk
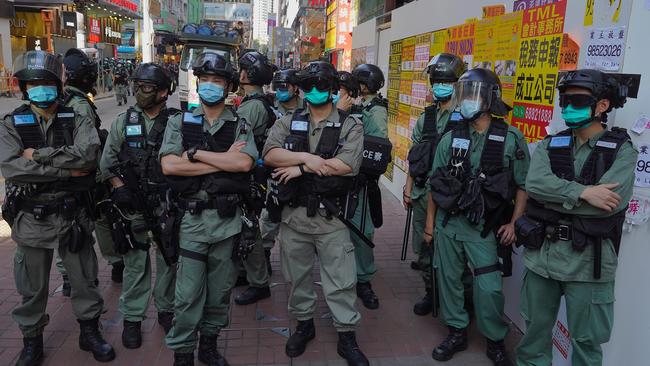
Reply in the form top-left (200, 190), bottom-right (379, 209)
top-left (0, 187), bottom-right (522, 365)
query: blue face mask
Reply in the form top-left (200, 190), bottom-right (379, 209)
top-left (432, 83), bottom-right (454, 100)
top-left (562, 104), bottom-right (593, 129)
top-left (332, 94), bottom-right (340, 105)
top-left (460, 100), bottom-right (482, 121)
top-left (198, 82), bottom-right (225, 105)
top-left (27, 85), bottom-right (58, 108)
top-left (275, 89), bottom-right (293, 102)
top-left (303, 87), bottom-right (330, 106)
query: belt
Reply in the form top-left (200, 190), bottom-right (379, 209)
top-left (545, 223), bottom-right (572, 242)
top-left (176, 198), bottom-right (220, 215)
top-left (20, 196), bottom-right (77, 219)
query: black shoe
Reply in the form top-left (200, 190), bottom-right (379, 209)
top-left (111, 261), bottom-right (124, 284)
top-left (356, 282), bottom-right (379, 310)
top-left (174, 352), bottom-right (194, 366)
top-left (62, 276), bottom-right (71, 297)
top-left (78, 317), bottom-right (116, 362)
top-left (432, 326), bottom-right (468, 361)
top-left (121, 320), bottom-right (142, 349)
top-left (198, 335), bottom-right (229, 366)
top-left (413, 288), bottom-right (434, 316)
top-left (235, 286), bottom-right (271, 305)
top-left (285, 319), bottom-right (315, 358)
top-left (486, 339), bottom-right (513, 366)
top-left (234, 275), bottom-right (249, 287)
top-left (337, 331), bottom-right (369, 366)
top-left (16, 335), bottom-right (43, 366)
top-left (118, 102), bottom-right (122, 106)
top-left (410, 261), bottom-right (422, 270)
top-left (158, 312), bottom-right (174, 334)
top-left (265, 248), bottom-right (272, 276)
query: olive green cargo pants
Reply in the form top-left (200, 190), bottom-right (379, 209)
top-left (350, 187), bottom-right (377, 284)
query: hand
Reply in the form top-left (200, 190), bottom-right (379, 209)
top-left (21, 148), bottom-right (35, 160)
top-left (111, 186), bottom-right (133, 208)
top-left (336, 94), bottom-right (355, 112)
top-left (580, 183), bottom-right (621, 212)
top-left (272, 166), bottom-right (302, 183)
top-left (423, 231), bottom-right (433, 246)
top-left (181, 151), bottom-right (189, 160)
top-left (228, 141), bottom-right (247, 153)
top-left (303, 154), bottom-right (328, 176)
top-left (497, 222), bottom-right (516, 246)
top-left (70, 169), bottom-right (91, 177)
top-left (403, 195), bottom-right (412, 209)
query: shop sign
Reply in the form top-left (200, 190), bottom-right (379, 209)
top-left (62, 11), bottom-right (77, 30)
top-left (105, 26), bottom-right (121, 39)
top-left (100, 0), bottom-right (138, 13)
top-left (88, 17), bottom-right (101, 43)
top-left (10, 11), bottom-right (44, 37)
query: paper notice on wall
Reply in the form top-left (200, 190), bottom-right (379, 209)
top-left (631, 115), bottom-right (650, 135)
top-left (635, 145), bottom-right (650, 187)
top-left (584, 26), bottom-right (626, 71)
top-left (625, 193), bottom-right (650, 231)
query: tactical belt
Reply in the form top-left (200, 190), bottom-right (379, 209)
top-left (473, 263), bottom-right (500, 276)
top-left (176, 198), bottom-right (221, 215)
top-left (19, 196), bottom-right (78, 219)
top-left (545, 223), bottom-right (573, 242)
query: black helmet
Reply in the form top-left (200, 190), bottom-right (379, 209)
top-left (352, 63), bottom-right (384, 93)
top-left (456, 68), bottom-right (511, 120)
top-left (426, 53), bottom-right (465, 84)
top-left (558, 69), bottom-right (627, 110)
top-left (63, 48), bottom-right (98, 93)
top-left (192, 51), bottom-right (239, 92)
top-left (132, 63), bottom-right (175, 95)
top-left (337, 71), bottom-right (360, 98)
top-left (14, 50), bottom-right (64, 97)
top-left (272, 68), bottom-right (298, 90)
top-left (238, 51), bottom-right (273, 86)
top-left (296, 61), bottom-right (338, 92)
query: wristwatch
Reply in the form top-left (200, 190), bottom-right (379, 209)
top-left (187, 146), bottom-right (199, 163)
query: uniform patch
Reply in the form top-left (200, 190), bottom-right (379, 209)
top-left (125, 125), bottom-right (143, 136)
top-left (13, 114), bottom-right (36, 126)
top-left (549, 135), bottom-right (571, 148)
top-left (56, 112), bottom-right (74, 119)
top-left (596, 140), bottom-right (617, 149)
top-left (326, 122), bottom-right (342, 128)
top-left (129, 112), bottom-right (139, 122)
top-left (488, 134), bottom-right (505, 142)
top-left (183, 112), bottom-right (202, 125)
top-left (449, 111), bottom-right (462, 122)
top-left (452, 138), bottom-right (470, 150)
top-left (291, 120), bottom-right (309, 132)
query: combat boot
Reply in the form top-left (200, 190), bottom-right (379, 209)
top-left (198, 335), bottom-right (229, 366)
top-left (158, 311), bottom-right (174, 334)
top-left (285, 319), bottom-right (315, 357)
top-left (78, 317), bottom-right (116, 362)
top-left (337, 331), bottom-right (369, 366)
top-left (413, 287), bottom-right (433, 315)
top-left (234, 286), bottom-right (271, 305)
top-left (121, 320), bottom-right (142, 349)
top-left (486, 339), bottom-right (513, 366)
top-left (264, 248), bottom-right (272, 275)
top-left (432, 326), bottom-right (468, 361)
top-left (111, 261), bottom-right (124, 283)
top-left (61, 275), bottom-right (71, 297)
top-left (16, 335), bottom-right (43, 366)
top-left (356, 282), bottom-right (379, 309)
top-left (174, 352), bottom-right (194, 366)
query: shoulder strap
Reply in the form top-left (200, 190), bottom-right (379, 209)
top-left (11, 105), bottom-right (45, 149)
top-left (447, 121), bottom-right (472, 178)
top-left (54, 105), bottom-right (76, 146)
top-left (421, 105), bottom-right (439, 141)
top-left (443, 110), bottom-right (463, 135)
top-left (315, 110), bottom-right (347, 158)
top-left (365, 96), bottom-right (388, 111)
top-left (579, 127), bottom-right (630, 184)
top-left (547, 129), bottom-right (575, 181)
top-left (480, 118), bottom-right (508, 174)
top-left (181, 110), bottom-right (204, 149)
top-left (288, 109), bottom-right (310, 152)
top-left (146, 108), bottom-right (175, 151)
top-left (63, 89), bottom-right (103, 130)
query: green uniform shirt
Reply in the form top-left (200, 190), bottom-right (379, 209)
top-left (237, 89), bottom-right (269, 139)
top-left (274, 95), bottom-right (304, 117)
top-left (263, 106), bottom-right (364, 234)
top-left (430, 121), bottom-right (530, 242)
top-left (410, 108), bottom-right (452, 200)
top-left (361, 96), bottom-right (388, 138)
top-left (523, 130), bottom-right (637, 282)
top-left (158, 105), bottom-right (258, 243)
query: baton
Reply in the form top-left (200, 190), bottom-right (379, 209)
top-left (360, 181), bottom-right (368, 236)
top-left (401, 205), bottom-right (413, 261)
top-left (430, 243), bottom-right (439, 318)
top-left (321, 198), bottom-right (376, 248)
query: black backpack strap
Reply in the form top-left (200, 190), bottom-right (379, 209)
top-left (442, 110), bottom-right (463, 135)
top-left (54, 106), bottom-right (76, 146)
top-left (181, 110), bottom-right (205, 149)
top-left (480, 119), bottom-right (508, 174)
top-left (315, 110), bottom-right (347, 158)
top-left (578, 127), bottom-right (630, 185)
top-left (546, 129), bottom-right (575, 181)
top-left (446, 121), bottom-right (472, 178)
top-left (11, 105), bottom-right (45, 149)
top-left (421, 105), bottom-right (439, 141)
top-left (124, 108), bottom-right (147, 149)
top-left (365, 96), bottom-right (388, 111)
top-left (206, 117), bottom-right (239, 153)
top-left (147, 108), bottom-right (179, 151)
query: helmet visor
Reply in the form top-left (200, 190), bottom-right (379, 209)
top-left (13, 51), bottom-right (63, 81)
top-left (193, 52), bottom-right (229, 73)
top-left (558, 93), bottom-right (598, 109)
top-left (455, 80), bottom-right (493, 112)
top-left (272, 81), bottom-right (289, 91)
top-left (299, 76), bottom-right (332, 92)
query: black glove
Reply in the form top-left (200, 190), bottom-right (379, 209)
top-left (111, 186), bottom-right (134, 210)
top-left (458, 174), bottom-right (485, 225)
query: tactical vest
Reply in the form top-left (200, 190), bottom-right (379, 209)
top-left (241, 93), bottom-right (277, 153)
top-left (62, 89), bottom-right (107, 149)
top-left (165, 108), bottom-right (250, 196)
top-left (9, 103), bottom-right (95, 192)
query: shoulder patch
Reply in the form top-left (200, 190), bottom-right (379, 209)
top-left (13, 114), bottom-right (36, 126)
top-left (452, 137), bottom-right (470, 150)
top-left (449, 111), bottom-right (463, 122)
top-left (549, 135), bottom-right (571, 148)
top-left (182, 112), bottom-right (202, 125)
top-left (290, 120), bottom-right (309, 132)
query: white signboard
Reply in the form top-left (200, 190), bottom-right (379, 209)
top-left (634, 145), bottom-right (650, 187)
top-left (584, 26), bottom-right (626, 71)
top-left (204, 3), bottom-right (252, 21)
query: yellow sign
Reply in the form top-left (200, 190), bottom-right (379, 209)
top-left (483, 4), bottom-right (506, 18)
top-left (325, 28), bottom-right (336, 50)
top-left (584, 0), bottom-right (594, 26)
top-left (10, 11), bottom-right (45, 38)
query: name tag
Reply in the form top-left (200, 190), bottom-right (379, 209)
top-left (549, 136), bottom-right (571, 148)
top-left (596, 140), bottom-right (617, 149)
top-left (125, 125), bottom-right (143, 136)
top-left (326, 122), bottom-right (342, 128)
top-left (449, 111), bottom-right (462, 122)
top-left (452, 138), bottom-right (470, 150)
top-left (57, 112), bottom-right (74, 119)
top-left (488, 134), bottom-right (505, 142)
top-left (183, 112), bottom-right (202, 125)
top-left (13, 114), bottom-right (36, 125)
top-left (291, 120), bottom-right (309, 132)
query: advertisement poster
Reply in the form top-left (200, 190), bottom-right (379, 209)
top-left (583, 26), bottom-right (626, 71)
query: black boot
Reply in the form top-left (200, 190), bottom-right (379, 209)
top-left (413, 288), bottom-right (433, 316)
top-left (337, 331), bottom-right (369, 366)
top-left (111, 261), bottom-right (124, 284)
top-left (285, 319), bottom-right (315, 358)
top-left (121, 320), bottom-right (142, 349)
top-left (486, 339), bottom-right (513, 366)
top-left (198, 335), bottom-right (229, 366)
top-left (234, 275), bottom-right (249, 287)
top-left (78, 317), bottom-right (116, 362)
top-left (356, 282), bottom-right (379, 310)
top-left (16, 335), bottom-right (43, 366)
top-left (410, 261), bottom-right (422, 270)
top-left (62, 275), bottom-right (71, 297)
top-left (432, 326), bottom-right (468, 361)
top-left (174, 352), bottom-right (194, 366)
top-left (158, 311), bottom-right (174, 334)
top-left (234, 286), bottom-right (271, 305)
top-left (264, 248), bottom-right (272, 276)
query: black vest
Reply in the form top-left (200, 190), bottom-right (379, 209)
top-left (241, 93), bottom-right (277, 153)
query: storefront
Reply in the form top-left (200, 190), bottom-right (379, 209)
top-left (153, 10), bottom-right (180, 64)
top-left (83, 0), bottom-right (140, 60)
top-left (324, 0), bottom-right (353, 71)
top-left (294, 7), bottom-right (326, 67)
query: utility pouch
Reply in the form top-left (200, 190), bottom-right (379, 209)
top-left (1, 196), bottom-right (19, 227)
top-left (159, 205), bottom-right (181, 266)
top-left (407, 141), bottom-right (434, 181)
top-left (515, 215), bottom-right (545, 249)
top-left (233, 211), bottom-right (258, 260)
top-left (215, 194), bottom-right (239, 218)
top-left (367, 179), bottom-right (383, 228)
top-left (66, 219), bottom-right (86, 253)
top-left (62, 196), bottom-right (78, 220)
top-left (306, 195), bottom-right (318, 217)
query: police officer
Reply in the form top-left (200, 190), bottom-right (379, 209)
top-left (334, 70), bottom-right (359, 112)
top-left (234, 50), bottom-right (275, 305)
top-left (263, 61), bottom-right (369, 365)
top-left (425, 68), bottom-right (530, 365)
top-left (515, 70), bottom-right (636, 366)
top-left (405, 53), bottom-right (465, 315)
top-left (0, 50), bottom-right (115, 364)
top-left (100, 63), bottom-right (178, 348)
top-left (160, 51), bottom-right (257, 366)
top-left (113, 63), bottom-right (129, 106)
top-left (349, 63), bottom-right (388, 309)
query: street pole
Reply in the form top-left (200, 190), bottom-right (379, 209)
top-left (142, 0), bottom-right (153, 62)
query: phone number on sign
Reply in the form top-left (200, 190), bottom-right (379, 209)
top-left (522, 105), bottom-right (553, 123)
top-left (587, 44), bottom-right (622, 58)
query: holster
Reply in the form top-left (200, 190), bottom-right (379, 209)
top-left (159, 206), bottom-right (181, 266)
top-left (514, 215), bottom-right (545, 249)
top-left (1, 194), bottom-right (20, 227)
top-left (407, 141), bottom-right (434, 182)
top-left (306, 195), bottom-right (318, 217)
top-left (367, 178), bottom-right (383, 228)
top-left (215, 194), bottom-right (240, 218)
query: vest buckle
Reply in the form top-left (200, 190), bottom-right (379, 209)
top-left (32, 205), bottom-right (46, 220)
top-left (557, 225), bottom-right (571, 241)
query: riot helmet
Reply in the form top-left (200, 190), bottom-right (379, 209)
top-left (63, 48), bottom-right (98, 94)
top-left (272, 68), bottom-right (299, 102)
top-left (352, 63), bottom-right (384, 94)
top-left (337, 71), bottom-right (360, 98)
top-left (13, 50), bottom-right (64, 104)
top-left (296, 61), bottom-right (338, 106)
top-left (455, 68), bottom-right (511, 121)
top-left (426, 53), bottom-right (465, 102)
top-left (192, 51), bottom-right (239, 92)
top-left (238, 51), bottom-right (274, 86)
top-left (131, 63), bottom-right (175, 94)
